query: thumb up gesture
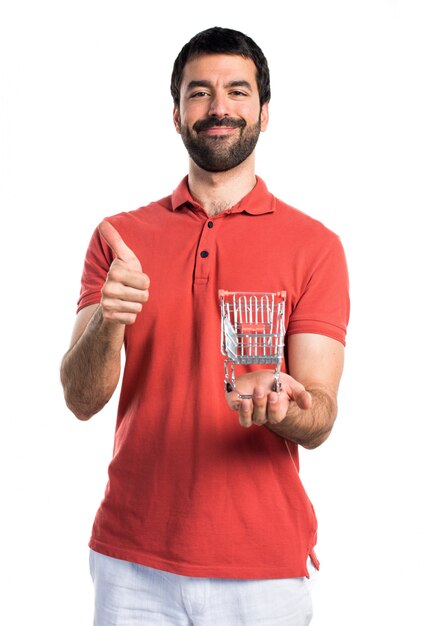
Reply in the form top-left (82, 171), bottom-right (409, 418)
top-left (98, 220), bottom-right (150, 325)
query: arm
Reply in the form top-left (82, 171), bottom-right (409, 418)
top-left (226, 333), bottom-right (344, 449)
top-left (60, 304), bottom-right (125, 420)
top-left (60, 221), bottom-right (150, 421)
top-left (267, 333), bottom-right (344, 448)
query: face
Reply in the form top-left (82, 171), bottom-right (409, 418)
top-left (174, 54), bottom-right (269, 172)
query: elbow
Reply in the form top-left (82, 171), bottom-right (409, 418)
top-left (301, 429), bottom-right (332, 450)
top-left (68, 404), bottom-right (94, 421)
top-left (62, 382), bottom-right (113, 421)
top-left (301, 413), bottom-right (337, 450)
top-left (60, 363), bottom-right (104, 421)
top-left (61, 377), bottom-right (105, 421)
top-left (63, 393), bottom-right (97, 421)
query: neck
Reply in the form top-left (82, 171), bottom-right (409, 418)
top-left (187, 156), bottom-right (257, 217)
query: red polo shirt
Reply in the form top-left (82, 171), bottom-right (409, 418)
top-left (78, 176), bottom-right (349, 579)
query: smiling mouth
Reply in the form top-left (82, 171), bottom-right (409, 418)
top-left (200, 126), bottom-right (237, 135)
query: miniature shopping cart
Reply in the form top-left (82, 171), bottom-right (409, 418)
top-left (219, 290), bottom-right (287, 399)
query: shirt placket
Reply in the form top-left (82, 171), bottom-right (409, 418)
top-left (194, 217), bottom-right (217, 287)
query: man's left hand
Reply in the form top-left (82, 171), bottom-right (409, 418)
top-left (226, 370), bottom-right (312, 428)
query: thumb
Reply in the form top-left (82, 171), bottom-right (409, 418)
top-left (98, 220), bottom-right (141, 268)
top-left (284, 376), bottom-right (312, 410)
top-left (294, 388), bottom-right (312, 411)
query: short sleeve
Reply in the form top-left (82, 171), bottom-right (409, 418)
top-left (77, 224), bottom-right (114, 313)
top-left (287, 234), bottom-right (350, 345)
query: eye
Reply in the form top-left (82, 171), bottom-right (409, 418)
top-left (230, 90), bottom-right (248, 97)
top-left (190, 91), bottom-right (209, 99)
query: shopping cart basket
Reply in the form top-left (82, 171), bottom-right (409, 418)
top-left (219, 290), bottom-right (287, 399)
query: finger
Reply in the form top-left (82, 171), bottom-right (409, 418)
top-left (99, 220), bottom-right (141, 268)
top-left (225, 391), bottom-right (242, 413)
top-left (103, 284), bottom-right (149, 305)
top-left (284, 378), bottom-right (312, 410)
top-left (102, 297), bottom-right (143, 317)
top-left (101, 279), bottom-right (148, 309)
top-left (266, 391), bottom-right (289, 424)
top-left (107, 265), bottom-right (150, 293)
top-left (102, 307), bottom-right (139, 325)
top-left (238, 398), bottom-right (253, 428)
top-left (251, 386), bottom-right (268, 425)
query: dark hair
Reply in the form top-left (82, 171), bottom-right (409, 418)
top-left (170, 26), bottom-right (271, 107)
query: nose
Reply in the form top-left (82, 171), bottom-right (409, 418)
top-left (208, 92), bottom-right (229, 118)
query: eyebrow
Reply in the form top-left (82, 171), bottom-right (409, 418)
top-left (185, 80), bottom-right (253, 92)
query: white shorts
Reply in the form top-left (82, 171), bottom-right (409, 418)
top-left (89, 549), bottom-right (316, 625)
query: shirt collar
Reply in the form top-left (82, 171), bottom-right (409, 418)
top-left (171, 176), bottom-right (275, 216)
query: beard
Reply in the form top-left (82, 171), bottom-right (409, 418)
top-left (179, 115), bottom-right (262, 172)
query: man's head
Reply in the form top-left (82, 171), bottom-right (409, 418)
top-left (171, 27), bottom-right (270, 173)
top-left (170, 26), bottom-right (271, 108)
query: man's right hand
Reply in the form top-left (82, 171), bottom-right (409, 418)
top-left (98, 220), bottom-right (150, 325)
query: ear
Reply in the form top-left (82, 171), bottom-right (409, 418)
top-left (173, 106), bottom-right (181, 134)
top-left (260, 102), bottom-right (269, 132)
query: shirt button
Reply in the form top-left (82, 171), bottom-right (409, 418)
top-left (200, 250), bottom-right (209, 258)
top-left (207, 221), bottom-right (214, 228)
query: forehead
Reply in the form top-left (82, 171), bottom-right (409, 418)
top-left (180, 54), bottom-right (258, 90)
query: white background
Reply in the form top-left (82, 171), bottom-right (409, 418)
top-left (1, 0), bottom-right (427, 624)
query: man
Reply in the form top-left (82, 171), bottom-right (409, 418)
top-left (61, 26), bottom-right (349, 625)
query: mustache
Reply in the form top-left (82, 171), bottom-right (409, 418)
top-left (193, 117), bottom-right (246, 132)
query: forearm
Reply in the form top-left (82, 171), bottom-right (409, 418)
top-left (60, 306), bottom-right (124, 420)
top-left (266, 386), bottom-right (338, 449)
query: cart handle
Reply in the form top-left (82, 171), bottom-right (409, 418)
top-left (218, 290), bottom-right (287, 299)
